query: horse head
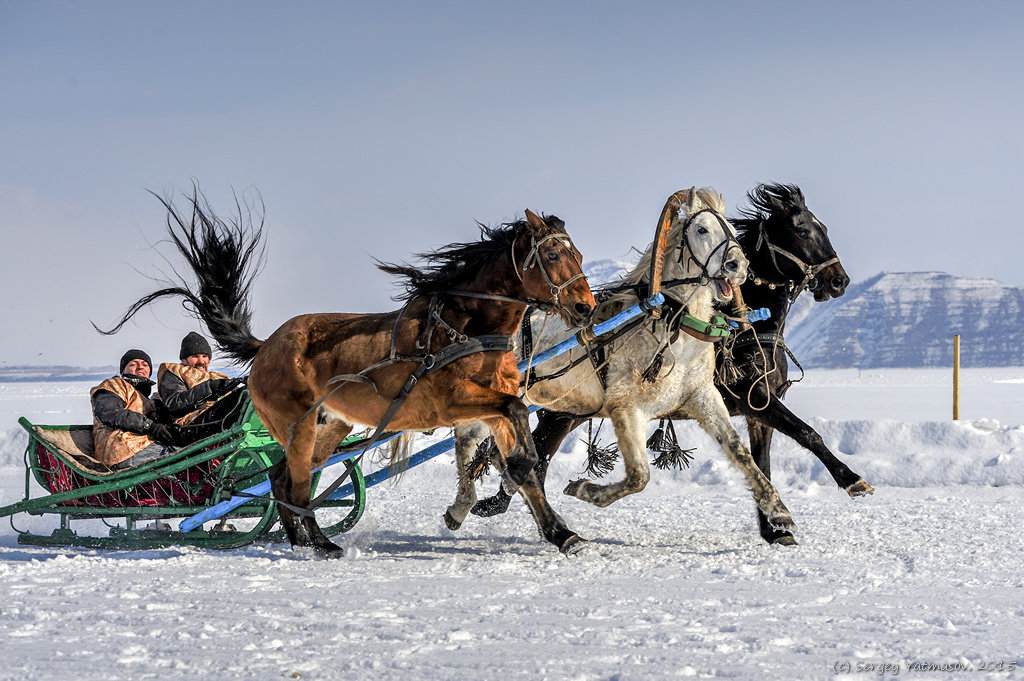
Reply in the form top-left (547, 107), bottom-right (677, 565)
top-left (743, 183), bottom-right (849, 302)
top-left (514, 210), bottom-right (596, 327)
top-left (668, 187), bottom-right (748, 305)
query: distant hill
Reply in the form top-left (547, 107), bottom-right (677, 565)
top-left (786, 272), bottom-right (1024, 368)
top-left (0, 365), bottom-right (116, 382)
top-left (584, 257), bottom-right (638, 287)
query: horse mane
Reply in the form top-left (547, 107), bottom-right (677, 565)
top-left (378, 214), bottom-right (566, 302)
top-left (612, 187), bottom-right (727, 291)
top-left (733, 183), bottom-right (807, 248)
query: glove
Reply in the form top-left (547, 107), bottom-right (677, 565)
top-left (208, 376), bottom-right (246, 397)
top-left (223, 376), bottom-right (247, 392)
top-left (147, 422), bottom-right (185, 447)
top-left (206, 378), bottom-right (229, 396)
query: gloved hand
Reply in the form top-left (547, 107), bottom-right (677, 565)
top-left (206, 378), bottom-right (229, 396)
top-left (223, 376), bottom-right (247, 393)
top-left (208, 376), bottom-right (246, 397)
top-left (147, 421), bottom-right (185, 447)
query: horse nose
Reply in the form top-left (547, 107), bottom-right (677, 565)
top-left (574, 301), bottom-right (594, 323)
top-left (830, 272), bottom-right (850, 294)
top-left (724, 257), bottom-right (742, 275)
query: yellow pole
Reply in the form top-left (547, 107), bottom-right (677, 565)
top-left (953, 334), bottom-right (960, 420)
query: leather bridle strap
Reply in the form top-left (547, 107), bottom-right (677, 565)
top-left (755, 220), bottom-right (840, 299)
top-left (679, 209), bottom-right (742, 284)
top-left (511, 231), bottom-right (588, 315)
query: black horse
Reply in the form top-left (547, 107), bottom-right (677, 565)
top-left (471, 183), bottom-right (872, 545)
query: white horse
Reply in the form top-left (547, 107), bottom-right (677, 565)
top-left (444, 188), bottom-right (795, 540)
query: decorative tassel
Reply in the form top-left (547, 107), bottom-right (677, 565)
top-left (648, 420), bottom-right (696, 470)
top-left (715, 344), bottom-right (744, 385)
top-left (582, 420), bottom-right (618, 478)
top-left (646, 420), bottom-right (668, 452)
top-left (642, 351), bottom-right (664, 383)
top-left (467, 437), bottom-right (497, 482)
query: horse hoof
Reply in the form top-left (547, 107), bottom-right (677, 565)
top-left (563, 479), bottom-right (590, 498)
top-left (312, 542), bottom-right (345, 560)
top-left (470, 495), bottom-right (512, 517)
top-left (560, 534), bottom-right (588, 556)
top-left (443, 510), bottom-right (462, 531)
top-left (768, 510), bottom-right (795, 532)
top-left (771, 534), bottom-right (799, 547)
top-left (847, 480), bottom-right (875, 497)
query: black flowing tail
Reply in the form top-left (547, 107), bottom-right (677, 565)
top-left (94, 184), bottom-right (266, 366)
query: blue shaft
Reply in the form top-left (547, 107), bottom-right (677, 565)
top-left (178, 293), bottom-right (663, 533)
top-left (178, 435), bottom-right (398, 532)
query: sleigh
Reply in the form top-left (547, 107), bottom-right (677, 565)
top-left (0, 391), bottom-right (368, 550)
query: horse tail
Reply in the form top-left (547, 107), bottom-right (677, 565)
top-left (95, 185), bottom-right (266, 366)
top-left (385, 432), bottom-right (419, 483)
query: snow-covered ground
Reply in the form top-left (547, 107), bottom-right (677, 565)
top-left (1, 370), bottom-right (1023, 680)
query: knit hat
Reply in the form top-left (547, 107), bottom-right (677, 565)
top-left (179, 332), bottom-right (213, 361)
top-left (119, 349), bottom-right (153, 375)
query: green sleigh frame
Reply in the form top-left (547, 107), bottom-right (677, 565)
top-left (0, 391), bottom-right (367, 550)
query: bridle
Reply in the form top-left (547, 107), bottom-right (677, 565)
top-left (511, 230), bottom-right (588, 312)
top-left (666, 208), bottom-right (743, 288)
top-left (752, 218), bottom-right (840, 301)
top-left (439, 228), bottom-right (589, 335)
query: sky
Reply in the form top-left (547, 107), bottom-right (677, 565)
top-left (2, 1), bottom-right (1022, 368)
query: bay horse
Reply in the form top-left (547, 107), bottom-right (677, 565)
top-left (101, 188), bottom-right (596, 557)
top-left (473, 183), bottom-right (869, 546)
top-left (445, 188), bottom-right (797, 538)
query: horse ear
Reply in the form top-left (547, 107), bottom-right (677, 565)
top-left (525, 209), bottom-right (545, 229)
top-left (684, 187), bottom-right (697, 213)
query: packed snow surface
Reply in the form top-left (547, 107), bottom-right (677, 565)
top-left (1, 370), bottom-right (1023, 680)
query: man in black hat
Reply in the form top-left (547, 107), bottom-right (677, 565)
top-left (90, 349), bottom-right (185, 468)
top-left (157, 332), bottom-right (246, 443)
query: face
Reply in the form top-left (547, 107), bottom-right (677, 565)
top-left (779, 210), bottom-right (850, 301)
top-left (123, 359), bottom-right (151, 379)
top-left (517, 213), bottom-right (596, 327)
top-left (184, 353), bottom-right (210, 371)
top-left (682, 210), bottom-right (749, 304)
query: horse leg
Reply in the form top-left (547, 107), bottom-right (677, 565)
top-left (268, 412), bottom-right (344, 558)
top-left (471, 410), bottom-right (581, 518)
top-left (517, 469), bottom-right (587, 555)
top-left (467, 396), bottom-right (538, 494)
top-left (746, 418), bottom-right (797, 546)
top-left (444, 386), bottom-right (578, 554)
top-left (268, 460), bottom-right (304, 547)
top-left (694, 388), bottom-right (795, 532)
top-left (745, 394), bottom-right (873, 497)
top-left (444, 422), bottom-right (491, 530)
top-left (564, 407), bottom-right (649, 508)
